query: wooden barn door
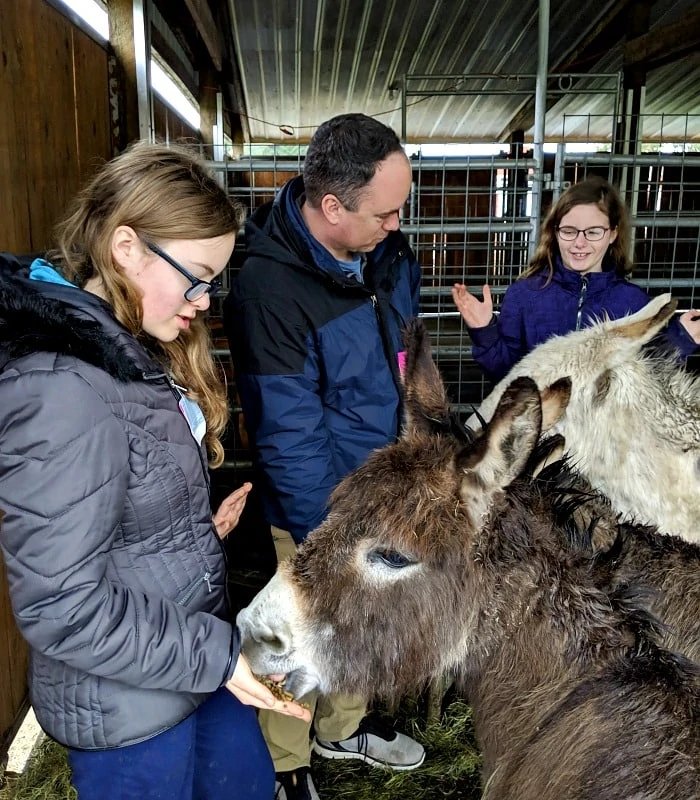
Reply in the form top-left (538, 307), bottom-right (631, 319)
top-left (0, 550), bottom-right (29, 759)
top-left (0, 0), bottom-right (112, 758)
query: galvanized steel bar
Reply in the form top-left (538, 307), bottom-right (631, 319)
top-left (132, 0), bottom-right (153, 142)
top-left (205, 158), bottom-right (537, 172)
top-left (562, 153), bottom-right (697, 167)
top-left (529, 0), bottom-right (550, 260)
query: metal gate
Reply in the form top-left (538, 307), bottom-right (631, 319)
top-left (207, 118), bottom-right (700, 476)
top-left (203, 115), bottom-right (699, 598)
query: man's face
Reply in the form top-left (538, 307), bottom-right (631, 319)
top-left (334, 151), bottom-right (412, 254)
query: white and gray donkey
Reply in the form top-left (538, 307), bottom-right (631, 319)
top-left (471, 294), bottom-right (700, 543)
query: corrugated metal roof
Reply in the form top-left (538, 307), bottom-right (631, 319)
top-left (226, 0), bottom-right (700, 143)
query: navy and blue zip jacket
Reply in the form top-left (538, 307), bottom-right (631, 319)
top-left (469, 257), bottom-right (698, 382)
top-left (224, 176), bottom-right (421, 543)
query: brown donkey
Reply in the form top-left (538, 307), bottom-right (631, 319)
top-left (529, 439), bottom-right (700, 664)
top-left (238, 321), bottom-right (699, 800)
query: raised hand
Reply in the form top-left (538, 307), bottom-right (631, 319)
top-left (213, 482), bottom-right (252, 539)
top-left (451, 283), bottom-right (494, 329)
top-left (680, 310), bottom-right (700, 345)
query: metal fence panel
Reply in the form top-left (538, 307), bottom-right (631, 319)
top-left (206, 129), bottom-right (699, 469)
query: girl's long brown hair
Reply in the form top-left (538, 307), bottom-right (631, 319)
top-left (48, 140), bottom-right (244, 467)
top-left (521, 175), bottom-right (632, 284)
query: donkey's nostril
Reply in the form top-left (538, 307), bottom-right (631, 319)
top-left (258, 633), bottom-right (287, 654)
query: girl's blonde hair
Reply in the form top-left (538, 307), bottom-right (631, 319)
top-left (49, 140), bottom-right (244, 467)
top-left (521, 175), bottom-right (632, 283)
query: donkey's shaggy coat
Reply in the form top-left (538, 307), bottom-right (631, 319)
top-left (472, 294), bottom-right (700, 542)
top-left (238, 320), bottom-right (699, 800)
top-left (530, 441), bottom-right (700, 663)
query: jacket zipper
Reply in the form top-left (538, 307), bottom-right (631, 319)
top-left (367, 249), bottom-right (407, 438)
top-left (575, 274), bottom-right (589, 331)
top-left (142, 370), bottom-right (231, 610)
top-left (177, 571), bottom-right (212, 606)
top-left (143, 370), bottom-right (181, 402)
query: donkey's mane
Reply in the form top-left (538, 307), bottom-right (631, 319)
top-left (524, 439), bottom-right (700, 559)
top-left (419, 408), bottom-right (477, 444)
top-left (528, 445), bottom-right (607, 548)
top-left (463, 432), bottom-right (676, 655)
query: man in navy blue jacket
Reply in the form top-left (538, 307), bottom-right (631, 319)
top-left (224, 114), bottom-right (424, 800)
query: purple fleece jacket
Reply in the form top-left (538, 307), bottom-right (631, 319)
top-left (469, 257), bottom-right (697, 382)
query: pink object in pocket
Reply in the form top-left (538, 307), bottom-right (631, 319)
top-left (397, 350), bottom-right (407, 377)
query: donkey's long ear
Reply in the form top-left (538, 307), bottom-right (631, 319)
top-left (540, 376), bottom-right (571, 431)
top-left (457, 377), bottom-right (542, 521)
top-left (611, 293), bottom-right (676, 346)
top-left (402, 318), bottom-right (451, 438)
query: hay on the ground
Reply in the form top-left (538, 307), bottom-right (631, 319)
top-left (0, 737), bottom-right (75, 800)
top-left (0, 698), bottom-right (481, 800)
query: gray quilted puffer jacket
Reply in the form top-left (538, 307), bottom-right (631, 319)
top-left (0, 256), bottom-right (237, 749)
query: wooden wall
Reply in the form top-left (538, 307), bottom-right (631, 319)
top-left (0, 0), bottom-right (112, 759)
top-left (0, 0), bottom-right (111, 255)
top-left (0, 549), bottom-right (28, 764)
top-left (153, 96), bottom-right (200, 144)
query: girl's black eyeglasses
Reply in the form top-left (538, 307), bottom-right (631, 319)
top-left (145, 241), bottom-right (222, 301)
top-left (556, 226), bottom-right (609, 242)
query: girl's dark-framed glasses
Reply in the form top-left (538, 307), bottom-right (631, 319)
top-left (556, 226), bottom-right (609, 242)
top-left (145, 241), bottom-right (222, 301)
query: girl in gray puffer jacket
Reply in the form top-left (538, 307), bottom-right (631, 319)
top-left (0, 142), bottom-right (309, 800)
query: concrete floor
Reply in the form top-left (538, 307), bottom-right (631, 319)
top-left (5, 708), bottom-right (43, 776)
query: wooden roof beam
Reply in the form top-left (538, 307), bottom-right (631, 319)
top-left (183, 0), bottom-right (222, 72)
top-left (624, 7), bottom-right (700, 71)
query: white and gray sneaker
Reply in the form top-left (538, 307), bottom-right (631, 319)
top-left (312, 716), bottom-right (425, 771)
top-left (274, 767), bottom-right (320, 800)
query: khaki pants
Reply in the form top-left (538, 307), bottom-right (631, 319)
top-left (258, 526), bottom-right (366, 771)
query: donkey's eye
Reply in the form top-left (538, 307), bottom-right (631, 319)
top-left (369, 548), bottom-right (415, 569)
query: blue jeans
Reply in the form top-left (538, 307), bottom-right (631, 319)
top-left (68, 687), bottom-right (274, 799)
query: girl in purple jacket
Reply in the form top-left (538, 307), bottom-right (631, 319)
top-left (453, 176), bottom-right (700, 382)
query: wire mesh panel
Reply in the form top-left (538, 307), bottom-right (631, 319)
top-left (213, 148), bottom-right (538, 416)
top-left (401, 151), bottom-right (536, 411)
top-left (554, 113), bottom-right (700, 314)
top-left (207, 129), bottom-right (700, 470)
